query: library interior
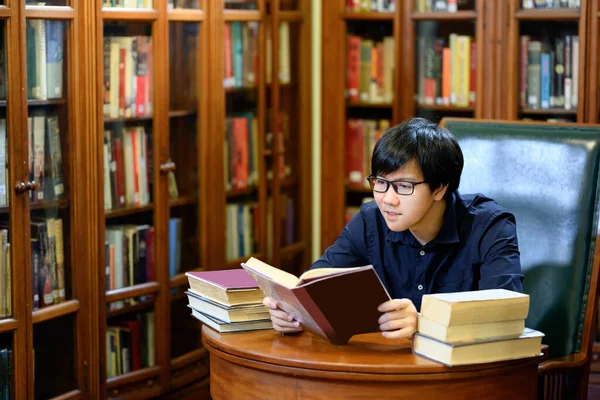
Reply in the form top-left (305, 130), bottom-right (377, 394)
top-left (2, 0), bottom-right (600, 398)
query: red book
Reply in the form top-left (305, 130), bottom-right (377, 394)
top-left (186, 269), bottom-right (264, 306)
top-left (346, 35), bottom-right (361, 102)
top-left (242, 257), bottom-right (390, 345)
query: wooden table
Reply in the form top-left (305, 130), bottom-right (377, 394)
top-left (202, 326), bottom-right (548, 400)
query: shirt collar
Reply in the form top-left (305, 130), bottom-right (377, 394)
top-left (385, 192), bottom-right (460, 246)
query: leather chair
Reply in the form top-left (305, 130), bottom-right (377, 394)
top-left (440, 118), bottom-right (600, 400)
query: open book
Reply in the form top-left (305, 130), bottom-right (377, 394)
top-left (241, 257), bottom-right (391, 345)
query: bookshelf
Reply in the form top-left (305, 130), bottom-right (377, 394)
top-left (321, 0), bottom-right (490, 250)
top-left (92, 0), bottom-right (311, 398)
top-left (501, 0), bottom-right (586, 122)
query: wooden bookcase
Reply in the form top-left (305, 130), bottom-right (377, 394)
top-left (321, 0), bottom-right (491, 250)
top-left (500, 0), bottom-right (587, 122)
top-left (0, 0), bottom-right (311, 398)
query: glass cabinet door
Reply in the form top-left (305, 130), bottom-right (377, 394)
top-left (167, 20), bottom-right (203, 360)
top-left (102, 21), bottom-right (158, 385)
top-left (25, 17), bottom-right (78, 398)
top-left (224, 20), bottom-right (262, 265)
top-left (0, 20), bottom-right (12, 398)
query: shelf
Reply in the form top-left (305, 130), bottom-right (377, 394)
top-left (280, 10), bottom-right (303, 22)
top-left (417, 104), bottom-right (474, 112)
top-left (170, 348), bottom-right (209, 390)
top-left (226, 253), bottom-right (264, 269)
top-left (223, 9), bottom-right (261, 21)
top-left (48, 389), bottom-right (84, 400)
top-left (167, 8), bottom-right (204, 21)
top-left (104, 115), bottom-right (153, 124)
top-left (225, 85), bottom-right (257, 93)
top-left (226, 186), bottom-right (258, 198)
top-left (519, 108), bottom-right (577, 115)
top-left (515, 9), bottom-right (580, 21)
top-left (170, 267), bottom-right (206, 289)
top-left (169, 109), bottom-right (197, 118)
top-left (102, 8), bottom-right (160, 21)
top-left (105, 203), bottom-right (154, 219)
top-left (105, 281), bottom-right (160, 304)
top-left (106, 366), bottom-right (161, 397)
top-left (25, 5), bottom-right (75, 19)
top-left (0, 318), bottom-right (18, 334)
top-left (341, 11), bottom-right (394, 21)
top-left (32, 299), bottom-right (80, 325)
top-left (27, 98), bottom-right (67, 107)
top-left (280, 241), bottom-right (306, 259)
top-left (169, 196), bottom-right (196, 208)
top-left (347, 101), bottom-right (393, 109)
top-left (346, 184), bottom-right (371, 193)
top-left (106, 300), bottom-right (154, 319)
top-left (412, 10), bottom-right (477, 20)
top-left (0, 7), bottom-right (10, 19)
top-left (30, 199), bottom-right (69, 213)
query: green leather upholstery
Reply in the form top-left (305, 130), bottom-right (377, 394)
top-left (442, 119), bottom-right (600, 359)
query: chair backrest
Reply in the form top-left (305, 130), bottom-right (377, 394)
top-left (441, 118), bottom-right (600, 359)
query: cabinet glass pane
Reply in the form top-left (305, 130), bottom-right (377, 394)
top-left (414, 0), bottom-right (473, 12)
top-left (26, 0), bottom-right (68, 7)
top-left (106, 307), bottom-right (156, 376)
top-left (344, 21), bottom-right (392, 197)
top-left (0, 21), bottom-right (10, 320)
top-left (413, 20), bottom-right (475, 122)
top-left (520, 0), bottom-right (577, 10)
top-left (225, 0), bottom-right (257, 10)
top-left (26, 19), bottom-right (69, 310)
top-left (224, 21), bottom-right (260, 262)
top-left (102, 0), bottom-right (153, 9)
top-left (34, 315), bottom-right (76, 397)
top-left (168, 22), bottom-right (203, 358)
top-left (168, 0), bottom-right (200, 9)
top-left (0, 335), bottom-right (13, 398)
top-left (518, 21), bottom-right (579, 122)
top-left (103, 23), bottom-right (156, 310)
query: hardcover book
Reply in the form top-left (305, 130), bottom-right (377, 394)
top-left (185, 269), bottom-right (264, 306)
top-left (241, 257), bottom-right (390, 345)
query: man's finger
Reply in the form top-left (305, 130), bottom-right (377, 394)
top-left (379, 316), bottom-right (413, 332)
top-left (381, 326), bottom-right (416, 339)
top-left (378, 309), bottom-right (417, 324)
top-left (377, 298), bottom-right (413, 312)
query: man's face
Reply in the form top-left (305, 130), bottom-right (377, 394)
top-left (373, 159), bottom-right (444, 233)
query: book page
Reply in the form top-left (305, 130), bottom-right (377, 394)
top-left (297, 266), bottom-right (367, 285)
top-left (428, 288), bottom-right (528, 304)
top-left (242, 257), bottom-right (299, 289)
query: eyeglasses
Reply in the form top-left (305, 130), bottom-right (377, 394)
top-left (366, 176), bottom-right (427, 196)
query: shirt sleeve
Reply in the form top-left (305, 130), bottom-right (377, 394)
top-left (310, 210), bottom-right (370, 270)
top-left (478, 211), bottom-right (524, 292)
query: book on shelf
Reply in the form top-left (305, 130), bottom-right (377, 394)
top-left (412, 327), bottom-right (544, 366)
top-left (185, 269), bottom-right (265, 307)
top-left (420, 289), bottom-right (530, 327)
top-left (189, 306), bottom-right (272, 333)
top-left (417, 314), bottom-right (526, 344)
top-left (241, 257), bottom-right (390, 345)
top-left (520, 34), bottom-right (579, 113)
top-left (185, 291), bottom-right (270, 323)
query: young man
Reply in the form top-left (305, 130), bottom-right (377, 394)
top-left (263, 117), bottom-right (524, 339)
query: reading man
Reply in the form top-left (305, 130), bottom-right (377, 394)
top-left (264, 117), bottom-right (524, 339)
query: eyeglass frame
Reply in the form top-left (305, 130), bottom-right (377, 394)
top-left (366, 175), bottom-right (428, 196)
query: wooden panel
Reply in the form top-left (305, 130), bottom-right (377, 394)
top-left (24, 6), bottom-right (75, 19)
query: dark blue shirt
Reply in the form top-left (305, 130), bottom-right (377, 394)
top-left (311, 192), bottom-right (524, 311)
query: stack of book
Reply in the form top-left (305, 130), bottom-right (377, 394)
top-left (412, 289), bottom-right (544, 366)
top-left (185, 269), bottom-right (273, 333)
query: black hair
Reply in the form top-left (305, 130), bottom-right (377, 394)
top-left (371, 117), bottom-right (464, 197)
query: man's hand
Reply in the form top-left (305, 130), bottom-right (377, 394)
top-left (378, 298), bottom-right (418, 339)
top-left (263, 297), bottom-right (303, 333)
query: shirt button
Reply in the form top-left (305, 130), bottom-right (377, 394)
top-left (418, 284), bottom-right (424, 290)
top-left (419, 250), bottom-right (425, 256)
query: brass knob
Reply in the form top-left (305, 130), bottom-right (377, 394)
top-left (159, 161), bottom-right (176, 174)
top-left (112, 389), bottom-right (118, 396)
top-left (26, 181), bottom-right (37, 191)
top-left (147, 379), bottom-right (153, 387)
top-left (14, 182), bottom-right (27, 193)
